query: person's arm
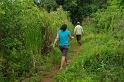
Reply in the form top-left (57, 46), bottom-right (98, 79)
top-left (53, 33), bottom-right (59, 48)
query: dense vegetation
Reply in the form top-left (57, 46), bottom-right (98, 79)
top-left (55, 0), bottom-right (124, 82)
top-left (0, 0), bottom-right (124, 82)
top-left (0, 0), bottom-right (73, 81)
top-left (36, 0), bottom-right (108, 24)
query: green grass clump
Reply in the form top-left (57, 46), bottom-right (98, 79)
top-left (54, 29), bottom-right (124, 82)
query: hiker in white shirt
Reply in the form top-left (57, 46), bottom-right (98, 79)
top-left (74, 22), bottom-right (84, 45)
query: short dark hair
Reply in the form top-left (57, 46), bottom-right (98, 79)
top-left (60, 24), bottom-right (67, 31)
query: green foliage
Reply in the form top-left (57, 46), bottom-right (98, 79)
top-left (82, 33), bottom-right (124, 82)
top-left (56, 0), bottom-right (65, 5)
top-left (55, 28), bottom-right (124, 82)
top-left (0, 0), bottom-right (123, 82)
top-left (36, 0), bottom-right (108, 24)
top-left (54, 1), bottom-right (124, 81)
top-left (0, 7), bottom-right (5, 17)
top-left (62, 0), bottom-right (108, 24)
top-left (91, 1), bottom-right (124, 33)
top-left (41, 6), bottom-right (74, 53)
top-left (37, 0), bottom-right (59, 12)
top-left (120, 0), bottom-right (124, 8)
top-left (0, 0), bottom-right (74, 81)
top-left (48, 48), bottom-right (61, 64)
top-left (0, 0), bottom-right (43, 81)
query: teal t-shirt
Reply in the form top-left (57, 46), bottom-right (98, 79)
top-left (58, 30), bottom-right (70, 46)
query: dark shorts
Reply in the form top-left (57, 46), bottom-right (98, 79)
top-left (59, 46), bottom-right (69, 56)
top-left (76, 35), bottom-right (81, 41)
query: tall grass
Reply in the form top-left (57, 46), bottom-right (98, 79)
top-left (54, 25), bottom-right (124, 82)
top-left (54, 2), bottom-right (124, 82)
top-left (41, 6), bottom-right (74, 53)
top-left (91, 3), bottom-right (123, 33)
top-left (0, 0), bottom-right (75, 81)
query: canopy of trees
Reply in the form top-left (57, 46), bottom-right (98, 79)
top-left (36, 0), bottom-right (108, 24)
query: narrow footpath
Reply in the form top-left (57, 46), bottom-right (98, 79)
top-left (41, 43), bottom-right (82, 82)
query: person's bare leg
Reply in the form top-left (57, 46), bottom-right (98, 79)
top-left (60, 56), bottom-right (65, 69)
top-left (65, 56), bottom-right (67, 63)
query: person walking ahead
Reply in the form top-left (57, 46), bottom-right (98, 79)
top-left (53, 24), bottom-right (74, 70)
top-left (74, 22), bottom-right (84, 45)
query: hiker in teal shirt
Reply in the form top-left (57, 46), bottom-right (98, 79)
top-left (58, 30), bottom-right (70, 46)
top-left (53, 24), bottom-right (74, 69)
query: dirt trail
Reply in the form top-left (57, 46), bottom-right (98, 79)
top-left (41, 44), bottom-right (82, 82)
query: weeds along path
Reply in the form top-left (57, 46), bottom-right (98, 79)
top-left (41, 41), bottom-right (82, 82)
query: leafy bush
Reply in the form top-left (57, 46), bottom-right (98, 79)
top-left (0, 0), bottom-right (74, 81)
top-left (91, 1), bottom-right (124, 33)
top-left (0, 0), bottom-right (44, 81)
